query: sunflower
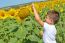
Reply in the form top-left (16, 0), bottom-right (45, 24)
top-left (0, 10), bottom-right (8, 19)
top-left (17, 7), bottom-right (30, 19)
top-left (7, 8), bottom-right (17, 18)
top-left (14, 9), bottom-right (22, 21)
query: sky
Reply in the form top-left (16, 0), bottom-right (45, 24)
top-left (0, 0), bottom-right (44, 8)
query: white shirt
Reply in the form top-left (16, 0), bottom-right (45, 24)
top-left (43, 22), bottom-right (57, 43)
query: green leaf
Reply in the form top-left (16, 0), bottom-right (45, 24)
top-left (8, 38), bottom-right (17, 43)
top-left (0, 39), bottom-right (5, 43)
top-left (38, 39), bottom-right (43, 43)
top-left (26, 35), bottom-right (40, 42)
top-left (15, 27), bottom-right (28, 40)
top-left (33, 28), bottom-right (40, 35)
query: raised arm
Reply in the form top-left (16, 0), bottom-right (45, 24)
top-left (32, 3), bottom-right (44, 26)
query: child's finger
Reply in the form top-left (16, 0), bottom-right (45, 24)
top-left (32, 3), bottom-right (35, 8)
top-left (31, 3), bottom-right (35, 11)
top-left (32, 3), bottom-right (34, 6)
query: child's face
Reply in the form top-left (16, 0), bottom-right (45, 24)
top-left (45, 15), bottom-right (54, 24)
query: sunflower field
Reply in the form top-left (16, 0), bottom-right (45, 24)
top-left (0, 0), bottom-right (65, 43)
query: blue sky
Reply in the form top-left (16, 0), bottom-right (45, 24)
top-left (0, 0), bottom-right (44, 8)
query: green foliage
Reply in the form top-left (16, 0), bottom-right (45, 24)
top-left (0, 16), bottom-right (43, 43)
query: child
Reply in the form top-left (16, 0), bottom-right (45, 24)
top-left (32, 3), bottom-right (59, 43)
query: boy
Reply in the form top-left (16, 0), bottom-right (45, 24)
top-left (32, 3), bottom-right (59, 43)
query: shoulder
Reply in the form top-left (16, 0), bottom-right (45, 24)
top-left (43, 22), bottom-right (49, 27)
top-left (43, 22), bottom-right (55, 28)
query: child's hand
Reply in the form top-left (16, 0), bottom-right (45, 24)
top-left (32, 3), bottom-right (35, 10)
top-left (32, 3), bottom-right (34, 8)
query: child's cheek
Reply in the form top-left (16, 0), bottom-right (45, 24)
top-left (46, 19), bottom-right (51, 23)
top-left (46, 19), bottom-right (49, 22)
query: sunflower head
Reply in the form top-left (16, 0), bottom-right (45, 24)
top-left (0, 10), bottom-right (7, 19)
top-left (17, 7), bottom-right (30, 19)
top-left (8, 8), bottom-right (17, 17)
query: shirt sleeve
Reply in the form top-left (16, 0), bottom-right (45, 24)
top-left (43, 22), bottom-right (49, 30)
top-left (44, 22), bottom-right (48, 27)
